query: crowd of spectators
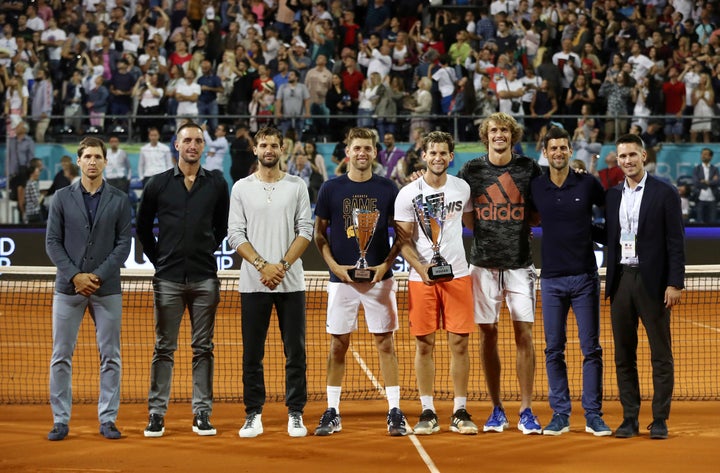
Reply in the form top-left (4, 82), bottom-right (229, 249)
top-left (2, 0), bottom-right (720, 218)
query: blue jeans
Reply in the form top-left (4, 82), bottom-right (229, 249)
top-left (279, 118), bottom-right (305, 141)
top-left (357, 108), bottom-right (374, 128)
top-left (542, 273), bottom-right (603, 419)
top-left (148, 277), bottom-right (220, 416)
top-left (198, 100), bottom-right (219, 131)
top-left (50, 292), bottom-right (122, 424)
top-left (376, 119), bottom-right (396, 142)
top-left (310, 102), bottom-right (329, 132)
top-left (695, 200), bottom-right (717, 224)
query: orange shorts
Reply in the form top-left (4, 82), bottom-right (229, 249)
top-left (408, 276), bottom-right (475, 336)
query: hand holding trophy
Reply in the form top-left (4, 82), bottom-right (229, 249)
top-left (348, 208), bottom-right (380, 282)
top-left (413, 192), bottom-right (454, 282)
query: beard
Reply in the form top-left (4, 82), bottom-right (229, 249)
top-left (258, 153), bottom-right (280, 168)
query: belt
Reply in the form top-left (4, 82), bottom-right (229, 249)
top-left (620, 264), bottom-right (640, 273)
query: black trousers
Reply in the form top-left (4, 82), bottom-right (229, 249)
top-left (240, 291), bottom-right (307, 415)
top-left (610, 266), bottom-right (674, 421)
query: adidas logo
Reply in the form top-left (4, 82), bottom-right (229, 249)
top-left (474, 172), bottom-right (525, 222)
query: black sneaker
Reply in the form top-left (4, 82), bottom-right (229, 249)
top-left (99, 421), bottom-right (121, 439)
top-left (413, 409), bottom-right (440, 435)
top-left (144, 413), bottom-right (165, 438)
top-left (387, 407), bottom-right (411, 436)
top-left (314, 408), bottom-right (342, 436)
top-left (450, 408), bottom-right (479, 435)
top-left (48, 423), bottom-right (69, 441)
top-left (193, 411), bottom-right (217, 436)
top-left (614, 417), bottom-right (639, 438)
top-left (648, 419), bottom-right (668, 439)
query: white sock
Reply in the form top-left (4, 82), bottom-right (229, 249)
top-left (327, 386), bottom-right (341, 413)
top-left (386, 386), bottom-right (400, 410)
top-left (420, 395), bottom-right (435, 412)
top-left (453, 397), bottom-right (467, 413)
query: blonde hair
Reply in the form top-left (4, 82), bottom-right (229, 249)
top-left (479, 112), bottom-right (524, 147)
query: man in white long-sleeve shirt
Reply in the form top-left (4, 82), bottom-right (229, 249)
top-left (138, 127), bottom-right (174, 187)
top-left (358, 37), bottom-right (392, 80)
top-left (227, 126), bottom-right (313, 439)
top-left (105, 135), bottom-right (132, 193)
top-left (202, 124), bottom-right (229, 173)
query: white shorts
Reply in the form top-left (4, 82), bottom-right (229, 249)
top-left (325, 278), bottom-right (399, 335)
top-left (469, 265), bottom-right (537, 324)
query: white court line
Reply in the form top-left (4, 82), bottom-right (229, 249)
top-left (408, 435), bottom-right (442, 473)
top-left (350, 345), bottom-right (440, 473)
top-left (349, 344), bottom-right (385, 396)
top-left (692, 322), bottom-right (720, 333)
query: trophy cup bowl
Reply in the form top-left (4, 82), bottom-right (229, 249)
top-left (347, 208), bottom-right (380, 282)
top-left (413, 193), bottom-right (454, 282)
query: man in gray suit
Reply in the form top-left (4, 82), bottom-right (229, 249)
top-left (45, 136), bottom-right (132, 441)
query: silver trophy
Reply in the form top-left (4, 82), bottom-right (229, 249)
top-left (348, 208), bottom-right (380, 282)
top-left (413, 193), bottom-right (454, 281)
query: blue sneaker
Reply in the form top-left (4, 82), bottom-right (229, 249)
top-left (99, 421), bottom-right (121, 439)
top-left (518, 408), bottom-right (542, 435)
top-left (543, 413), bottom-right (570, 436)
top-left (48, 423), bottom-right (69, 441)
top-left (586, 415), bottom-right (612, 437)
top-left (483, 406), bottom-right (509, 433)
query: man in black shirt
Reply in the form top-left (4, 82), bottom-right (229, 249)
top-left (137, 121), bottom-right (230, 438)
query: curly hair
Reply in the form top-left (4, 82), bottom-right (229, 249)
top-left (478, 112), bottom-right (524, 147)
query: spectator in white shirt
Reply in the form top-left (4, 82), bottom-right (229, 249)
top-left (358, 35), bottom-right (392, 79)
top-left (496, 67), bottom-right (525, 118)
top-left (175, 68), bottom-right (201, 128)
top-left (138, 127), bottom-right (174, 187)
top-left (0, 24), bottom-right (18, 68)
top-left (627, 41), bottom-right (655, 83)
top-left (105, 134), bottom-right (132, 193)
top-left (25, 6), bottom-right (46, 32)
top-left (202, 123), bottom-right (229, 173)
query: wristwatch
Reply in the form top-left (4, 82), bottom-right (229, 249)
top-left (280, 259), bottom-right (291, 271)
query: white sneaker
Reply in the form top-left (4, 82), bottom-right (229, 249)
top-left (288, 412), bottom-right (308, 437)
top-left (239, 413), bottom-right (263, 438)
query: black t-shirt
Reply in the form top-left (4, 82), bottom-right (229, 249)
top-left (458, 153), bottom-right (542, 269)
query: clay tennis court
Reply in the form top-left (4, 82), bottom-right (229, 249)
top-left (0, 267), bottom-right (718, 471)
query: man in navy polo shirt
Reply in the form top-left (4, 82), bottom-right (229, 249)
top-left (197, 59), bottom-right (224, 132)
top-left (530, 126), bottom-right (612, 437)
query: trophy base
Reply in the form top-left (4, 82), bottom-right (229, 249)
top-left (348, 267), bottom-right (376, 283)
top-left (428, 264), bottom-right (454, 281)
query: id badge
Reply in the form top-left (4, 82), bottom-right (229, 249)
top-left (621, 232), bottom-right (636, 259)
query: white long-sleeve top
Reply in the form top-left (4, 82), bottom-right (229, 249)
top-left (203, 130), bottom-right (229, 172)
top-left (105, 148), bottom-right (132, 180)
top-left (227, 173), bottom-right (313, 293)
top-left (138, 142), bottom-right (173, 180)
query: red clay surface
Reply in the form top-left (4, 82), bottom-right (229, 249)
top-left (1, 400), bottom-right (718, 473)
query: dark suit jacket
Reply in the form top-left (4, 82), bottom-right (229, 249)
top-left (691, 163), bottom-right (720, 201)
top-left (605, 173), bottom-right (685, 301)
top-left (46, 180), bottom-right (132, 296)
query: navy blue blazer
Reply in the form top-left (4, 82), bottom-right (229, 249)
top-left (691, 163), bottom-right (720, 201)
top-left (604, 173), bottom-right (685, 301)
top-left (46, 180), bottom-right (132, 296)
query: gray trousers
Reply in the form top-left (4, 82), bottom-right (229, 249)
top-left (50, 292), bottom-right (122, 424)
top-left (148, 277), bottom-right (219, 416)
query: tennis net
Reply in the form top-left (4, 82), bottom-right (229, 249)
top-left (1, 266), bottom-right (718, 404)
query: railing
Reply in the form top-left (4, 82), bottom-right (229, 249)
top-left (4, 113), bottom-right (719, 145)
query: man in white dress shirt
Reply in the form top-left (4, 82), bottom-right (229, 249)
top-left (138, 128), bottom-right (174, 187)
